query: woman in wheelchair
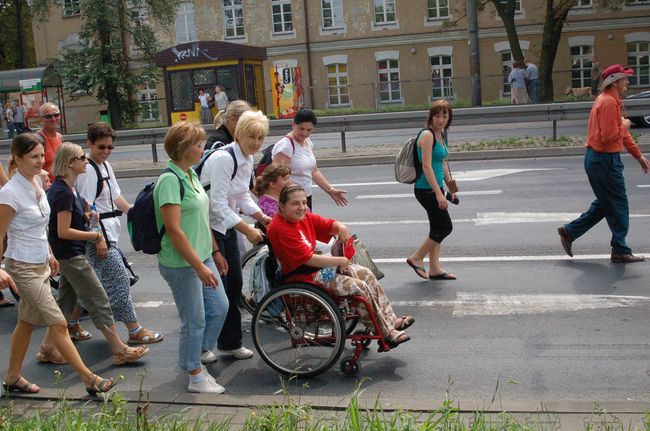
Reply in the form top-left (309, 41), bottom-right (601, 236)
top-left (267, 184), bottom-right (414, 349)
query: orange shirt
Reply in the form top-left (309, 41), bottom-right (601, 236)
top-left (38, 130), bottom-right (63, 181)
top-left (584, 89), bottom-right (642, 160)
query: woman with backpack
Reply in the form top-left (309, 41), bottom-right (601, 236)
top-left (271, 108), bottom-right (347, 209)
top-left (406, 100), bottom-right (458, 281)
top-left (204, 100), bottom-right (251, 150)
top-left (155, 121), bottom-right (229, 393)
top-left (0, 134), bottom-right (116, 395)
top-left (74, 122), bottom-right (163, 345)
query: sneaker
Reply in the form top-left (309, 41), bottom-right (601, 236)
top-left (218, 346), bottom-right (254, 359)
top-left (187, 375), bottom-right (225, 394)
top-left (200, 350), bottom-right (218, 364)
top-left (200, 365), bottom-right (224, 393)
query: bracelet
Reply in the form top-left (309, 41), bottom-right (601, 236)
top-left (212, 249), bottom-right (221, 256)
top-left (95, 232), bottom-right (101, 242)
top-left (327, 186), bottom-right (335, 194)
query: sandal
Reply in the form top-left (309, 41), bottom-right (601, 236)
top-left (406, 258), bottom-right (428, 279)
top-left (378, 330), bottom-right (411, 352)
top-left (2, 376), bottom-right (40, 394)
top-left (68, 323), bottom-right (93, 341)
top-left (429, 272), bottom-right (457, 280)
top-left (113, 345), bottom-right (149, 365)
top-left (127, 327), bottom-right (164, 345)
top-left (395, 315), bottom-right (415, 331)
top-left (85, 374), bottom-right (117, 396)
top-left (36, 347), bottom-right (68, 365)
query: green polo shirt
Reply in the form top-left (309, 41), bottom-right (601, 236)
top-left (154, 161), bottom-right (212, 268)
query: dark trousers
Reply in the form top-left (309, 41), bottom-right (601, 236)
top-left (564, 148), bottom-right (631, 254)
top-left (212, 228), bottom-right (243, 350)
top-left (414, 188), bottom-right (453, 243)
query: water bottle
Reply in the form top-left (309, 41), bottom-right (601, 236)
top-left (320, 266), bottom-right (337, 282)
top-left (89, 204), bottom-right (101, 233)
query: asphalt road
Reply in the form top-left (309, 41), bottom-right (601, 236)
top-left (1, 155), bottom-right (650, 403)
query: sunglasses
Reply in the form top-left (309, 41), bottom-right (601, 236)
top-left (41, 112), bottom-right (61, 120)
top-left (97, 145), bottom-right (115, 150)
top-left (70, 154), bottom-right (87, 162)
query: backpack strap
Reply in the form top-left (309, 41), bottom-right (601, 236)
top-left (198, 146), bottom-right (238, 192)
top-left (157, 167), bottom-right (186, 242)
top-left (412, 128), bottom-right (430, 182)
top-left (86, 158), bottom-right (105, 202)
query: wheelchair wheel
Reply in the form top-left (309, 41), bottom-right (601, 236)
top-left (240, 244), bottom-right (263, 316)
top-left (252, 284), bottom-right (347, 378)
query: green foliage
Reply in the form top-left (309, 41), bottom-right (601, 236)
top-left (30, 0), bottom-right (179, 129)
top-left (0, 0), bottom-right (37, 70)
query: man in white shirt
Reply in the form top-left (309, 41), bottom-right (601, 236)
top-left (197, 88), bottom-right (213, 125)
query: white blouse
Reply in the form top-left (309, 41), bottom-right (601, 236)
top-left (0, 172), bottom-right (50, 263)
top-left (272, 136), bottom-right (317, 196)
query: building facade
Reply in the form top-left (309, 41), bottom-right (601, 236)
top-left (32, 0), bottom-right (650, 132)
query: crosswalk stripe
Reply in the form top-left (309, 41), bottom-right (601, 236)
top-left (374, 253), bottom-right (650, 263)
top-left (355, 190), bottom-right (502, 199)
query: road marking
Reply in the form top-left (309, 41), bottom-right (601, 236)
top-left (639, 185), bottom-right (650, 188)
top-left (374, 253), bottom-right (649, 263)
top-left (392, 293), bottom-right (650, 316)
top-left (343, 212), bottom-right (650, 226)
top-left (355, 190), bottom-right (502, 200)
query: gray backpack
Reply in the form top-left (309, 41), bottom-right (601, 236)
top-left (394, 129), bottom-right (427, 184)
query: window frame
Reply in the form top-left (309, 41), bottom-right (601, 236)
top-left (501, 50), bottom-right (513, 96)
top-left (427, 0), bottom-right (449, 20)
top-left (430, 55), bottom-right (454, 100)
top-left (570, 45), bottom-right (593, 89)
top-left (321, 0), bottom-right (344, 30)
top-left (271, 0), bottom-right (294, 35)
top-left (627, 41), bottom-right (650, 87)
top-left (326, 63), bottom-right (350, 107)
top-left (175, 2), bottom-right (197, 44)
top-left (138, 85), bottom-right (160, 123)
top-left (373, 0), bottom-right (396, 25)
top-left (62, 0), bottom-right (81, 17)
top-left (223, 0), bottom-right (245, 39)
top-left (376, 58), bottom-right (401, 104)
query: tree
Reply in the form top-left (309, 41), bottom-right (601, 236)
top-left (0, 0), bottom-right (37, 70)
top-left (30, 0), bottom-right (179, 129)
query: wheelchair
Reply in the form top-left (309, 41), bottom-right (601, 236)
top-left (240, 243), bottom-right (395, 378)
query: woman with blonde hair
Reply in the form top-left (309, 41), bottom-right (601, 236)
top-left (155, 121), bottom-right (229, 393)
top-left (205, 100), bottom-right (252, 150)
top-left (0, 134), bottom-right (116, 395)
top-left (48, 142), bottom-right (149, 365)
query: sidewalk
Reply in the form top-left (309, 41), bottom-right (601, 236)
top-left (111, 133), bottom-right (650, 179)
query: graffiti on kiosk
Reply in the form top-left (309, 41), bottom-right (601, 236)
top-left (171, 43), bottom-right (219, 63)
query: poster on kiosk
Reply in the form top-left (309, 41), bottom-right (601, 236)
top-left (271, 60), bottom-right (304, 119)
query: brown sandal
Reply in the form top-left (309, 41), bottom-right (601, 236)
top-left (127, 327), bottom-right (163, 345)
top-left (2, 376), bottom-right (40, 394)
top-left (68, 323), bottom-right (93, 341)
top-left (112, 345), bottom-right (149, 365)
top-left (85, 374), bottom-right (117, 396)
top-left (36, 347), bottom-right (68, 365)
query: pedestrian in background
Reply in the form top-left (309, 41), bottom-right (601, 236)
top-left (5, 103), bottom-right (15, 139)
top-left (37, 103), bottom-right (64, 182)
top-left (272, 108), bottom-right (347, 209)
top-left (0, 102), bottom-right (5, 139)
top-left (13, 102), bottom-right (26, 134)
top-left (508, 62), bottom-right (528, 104)
top-left (197, 89), bottom-right (213, 125)
top-left (155, 122), bottom-right (229, 393)
top-left (558, 64), bottom-right (650, 263)
top-left (525, 58), bottom-right (540, 103)
top-left (0, 134), bottom-right (116, 395)
top-left (213, 85), bottom-right (229, 111)
top-left (406, 100), bottom-right (457, 281)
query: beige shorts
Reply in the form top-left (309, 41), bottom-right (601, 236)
top-left (5, 259), bottom-right (64, 326)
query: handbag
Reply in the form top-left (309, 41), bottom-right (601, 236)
top-left (333, 235), bottom-right (385, 280)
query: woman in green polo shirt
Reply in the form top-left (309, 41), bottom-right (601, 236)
top-left (154, 122), bottom-right (229, 394)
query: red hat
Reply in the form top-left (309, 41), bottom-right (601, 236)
top-left (600, 64), bottom-right (633, 91)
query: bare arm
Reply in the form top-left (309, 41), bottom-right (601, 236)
top-left (419, 131), bottom-right (447, 210)
top-left (114, 196), bottom-right (131, 213)
top-left (312, 167), bottom-right (348, 206)
top-left (0, 163), bottom-right (8, 186)
top-left (0, 205), bottom-right (17, 292)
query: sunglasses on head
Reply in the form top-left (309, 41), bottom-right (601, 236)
top-left (70, 154), bottom-right (87, 162)
top-left (41, 112), bottom-right (61, 120)
top-left (97, 145), bottom-right (115, 150)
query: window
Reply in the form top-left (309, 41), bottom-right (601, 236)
top-left (327, 64), bottom-right (350, 106)
top-left (139, 85), bottom-right (159, 122)
top-left (570, 45), bottom-right (593, 88)
top-left (430, 55), bottom-right (453, 99)
top-left (377, 59), bottom-right (401, 103)
top-left (627, 41), bottom-right (650, 87)
top-left (321, 0), bottom-right (344, 29)
top-left (175, 2), bottom-right (197, 44)
top-left (63, 0), bottom-right (80, 17)
top-left (223, 0), bottom-right (245, 38)
top-left (373, 0), bottom-right (396, 24)
top-left (499, 0), bottom-right (521, 12)
top-left (501, 51), bottom-right (513, 95)
top-left (427, 0), bottom-right (449, 19)
top-left (271, 0), bottom-right (293, 34)
top-left (576, 0), bottom-right (592, 6)
top-left (169, 70), bottom-right (194, 111)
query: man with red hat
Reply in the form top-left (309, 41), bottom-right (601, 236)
top-left (558, 64), bottom-right (650, 263)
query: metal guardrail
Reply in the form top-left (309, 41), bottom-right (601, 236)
top-left (1, 99), bottom-right (648, 159)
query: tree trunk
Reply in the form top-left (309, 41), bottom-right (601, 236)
top-left (117, 0), bottom-right (136, 125)
top-left (538, 0), bottom-right (572, 102)
top-left (491, 0), bottom-right (524, 64)
top-left (98, 15), bottom-right (123, 129)
top-left (15, 0), bottom-right (26, 68)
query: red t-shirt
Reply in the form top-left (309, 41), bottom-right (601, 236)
top-left (267, 212), bottom-right (334, 283)
top-left (38, 131), bottom-right (63, 181)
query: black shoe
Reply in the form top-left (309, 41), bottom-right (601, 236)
top-left (611, 253), bottom-right (645, 263)
top-left (557, 227), bottom-right (573, 257)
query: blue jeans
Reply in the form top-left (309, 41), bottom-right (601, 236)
top-left (564, 148), bottom-right (631, 255)
top-left (530, 79), bottom-right (540, 103)
top-left (159, 258), bottom-right (229, 372)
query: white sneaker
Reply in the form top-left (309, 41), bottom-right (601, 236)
top-left (200, 350), bottom-right (218, 364)
top-left (218, 346), bottom-right (254, 359)
top-left (188, 375), bottom-right (225, 394)
top-left (200, 366), bottom-right (225, 393)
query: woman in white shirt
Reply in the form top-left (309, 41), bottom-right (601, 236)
top-left (199, 111), bottom-right (269, 361)
top-left (272, 108), bottom-right (347, 209)
top-left (0, 134), bottom-right (116, 395)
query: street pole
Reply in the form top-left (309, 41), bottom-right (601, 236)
top-left (467, 0), bottom-right (482, 106)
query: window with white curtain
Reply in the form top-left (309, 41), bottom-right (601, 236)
top-left (223, 0), bottom-right (245, 38)
top-left (175, 2), bottom-right (197, 43)
top-left (321, 0), bottom-right (344, 29)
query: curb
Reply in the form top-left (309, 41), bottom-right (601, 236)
top-left (113, 143), bottom-right (650, 179)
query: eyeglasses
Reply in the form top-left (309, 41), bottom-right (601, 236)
top-left (70, 154), bottom-right (87, 162)
top-left (41, 112), bottom-right (61, 120)
top-left (97, 145), bottom-right (115, 150)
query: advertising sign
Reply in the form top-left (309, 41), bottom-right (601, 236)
top-left (271, 61), bottom-right (304, 119)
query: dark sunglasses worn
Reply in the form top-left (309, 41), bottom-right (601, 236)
top-left (70, 154), bottom-right (87, 162)
top-left (41, 112), bottom-right (61, 120)
top-left (97, 145), bottom-right (115, 150)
